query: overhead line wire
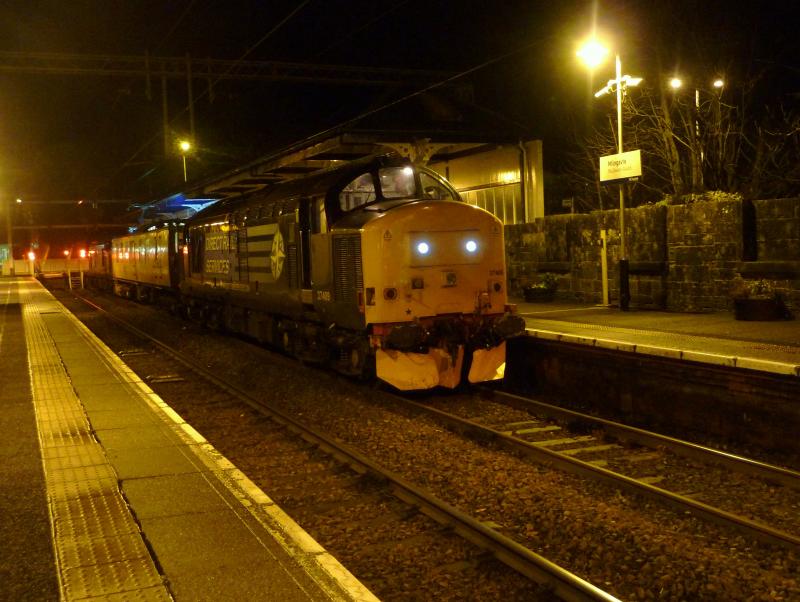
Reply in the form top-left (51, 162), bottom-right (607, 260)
top-left (102, 6), bottom-right (543, 202)
top-left (94, 0), bottom-right (313, 198)
top-left (302, 36), bottom-right (546, 143)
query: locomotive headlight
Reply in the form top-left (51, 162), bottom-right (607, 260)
top-left (464, 239), bottom-right (478, 254)
top-left (416, 241), bottom-right (431, 255)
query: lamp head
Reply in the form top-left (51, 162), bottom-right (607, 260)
top-left (577, 39), bottom-right (609, 69)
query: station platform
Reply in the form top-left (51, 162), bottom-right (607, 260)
top-left (514, 299), bottom-right (800, 378)
top-left (0, 276), bottom-right (377, 602)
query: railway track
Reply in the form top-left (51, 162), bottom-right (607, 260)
top-left (66, 291), bottom-right (616, 602)
top-left (406, 388), bottom-right (800, 550)
top-left (58, 288), bottom-right (800, 600)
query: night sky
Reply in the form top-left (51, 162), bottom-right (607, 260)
top-left (0, 0), bottom-right (797, 213)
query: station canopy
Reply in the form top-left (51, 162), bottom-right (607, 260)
top-left (138, 90), bottom-right (530, 224)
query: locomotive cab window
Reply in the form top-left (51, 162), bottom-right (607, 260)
top-left (339, 173), bottom-right (376, 211)
top-left (379, 167), bottom-right (416, 199)
top-left (420, 171), bottom-right (457, 200)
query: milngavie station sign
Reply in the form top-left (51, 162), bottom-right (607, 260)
top-left (599, 150), bottom-right (642, 182)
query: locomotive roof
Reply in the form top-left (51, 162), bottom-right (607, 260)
top-left (188, 155), bottom-right (409, 223)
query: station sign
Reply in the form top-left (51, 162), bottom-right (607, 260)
top-left (599, 150), bottom-right (642, 182)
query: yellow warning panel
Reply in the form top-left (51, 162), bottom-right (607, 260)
top-left (376, 348), bottom-right (440, 390)
top-left (468, 342), bottom-right (507, 383)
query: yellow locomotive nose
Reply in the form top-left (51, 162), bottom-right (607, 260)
top-left (361, 200), bottom-right (511, 390)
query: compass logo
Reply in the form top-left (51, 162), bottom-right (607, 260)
top-left (270, 229), bottom-right (285, 279)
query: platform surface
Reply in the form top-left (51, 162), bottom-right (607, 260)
top-left (0, 276), bottom-right (377, 602)
top-left (515, 299), bottom-right (800, 376)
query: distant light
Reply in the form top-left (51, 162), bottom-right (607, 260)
top-left (465, 240), bottom-right (478, 253)
top-left (79, 249), bottom-right (87, 258)
top-left (577, 39), bottom-right (609, 69)
top-left (670, 77), bottom-right (683, 90)
top-left (27, 251), bottom-right (35, 261)
top-left (179, 140), bottom-right (192, 153)
top-left (15, 198), bottom-right (22, 204)
top-left (416, 241), bottom-right (430, 255)
top-left (402, 166), bottom-right (413, 176)
top-left (713, 78), bottom-right (724, 88)
top-left (63, 250), bottom-right (69, 257)
top-left (498, 171), bottom-right (518, 183)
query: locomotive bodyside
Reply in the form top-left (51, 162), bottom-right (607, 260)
top-left (99, 156), bottom-right (523, 390)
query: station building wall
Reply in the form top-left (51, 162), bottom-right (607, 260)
top-left (505, 197), bottom-right (800, 313)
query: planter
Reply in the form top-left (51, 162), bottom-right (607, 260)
top-left (733, 297), bottom-right (789, 321)
top-left (523, 287), bottom-right (555, 303)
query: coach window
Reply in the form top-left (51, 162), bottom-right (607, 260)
top-left (339, 172), bottom-right (376, 211)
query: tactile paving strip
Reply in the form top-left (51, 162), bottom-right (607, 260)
top-left (21, 285), bottom-right (171, 601)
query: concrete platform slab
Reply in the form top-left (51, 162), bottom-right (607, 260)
top-left (95, 424), bottom-right (181, 451)
top-left (108, 444), bottom-right (205, 480)
top-left (122, 472), bottom-right (231, 519)
top-left (140, 511), bottom-right (324, 602)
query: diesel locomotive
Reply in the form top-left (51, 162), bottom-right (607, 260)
top-left (89, 156), bottom-right (524, 390)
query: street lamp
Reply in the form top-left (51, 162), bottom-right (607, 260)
top-left (669, 76), bottom-right (726, 184)
top-left (178, 140), bottom-right (192, 182)
top-left (578, 39), bottom-right (642, 311)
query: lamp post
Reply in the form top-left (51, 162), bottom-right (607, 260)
top-left (578, 40), bottom-right (641, 311)
top-left (4, 198), bottom-right (21, 276)
top-left (179, 140), bottom-right (192, 182)
top-left (669, 76), bottom-right (725, 190)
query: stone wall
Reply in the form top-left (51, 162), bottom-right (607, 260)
top-left (666, 200), bottom-right (741, 311)
top-left (506, 197), bottom-right (800, 312)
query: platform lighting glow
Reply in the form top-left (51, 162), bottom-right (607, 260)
top-left (465, 239), bottom-right (478, 253)
top-left (79, 249), bottom-right (86, 258)
top-left (416, 241), bottom-right (430, 255)
top-left (670, 77), bottom-right (683, 89)
top-left (576, 39), bottom-right (609, 69)
top-left (63, 250), bottom-right (69, 257)
top-left (27, 251), bottom-right (35, 261)
top-left (713, 78), bottom-right (724, 88)
top-left (402, 166), bottom-right (414, 176)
